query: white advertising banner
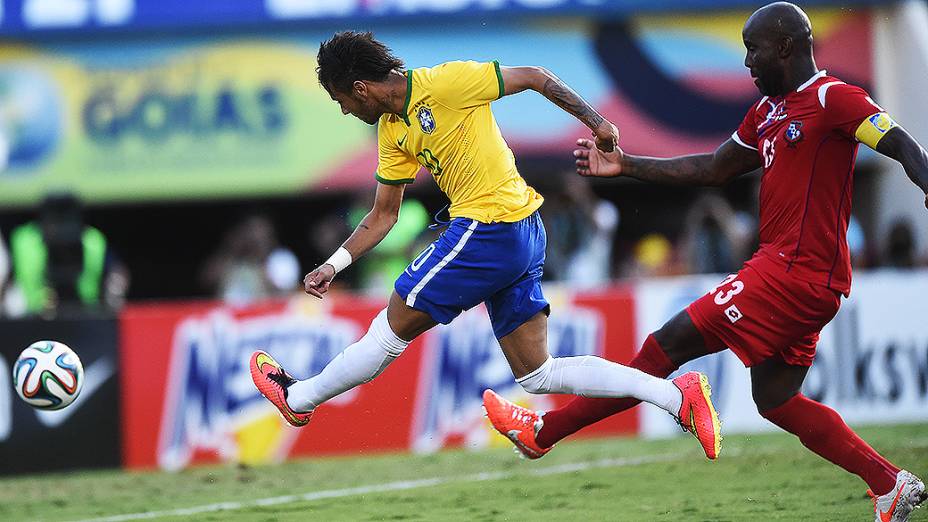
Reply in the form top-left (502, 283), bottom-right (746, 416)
top-left (636, 270), bottom-right (928, 438)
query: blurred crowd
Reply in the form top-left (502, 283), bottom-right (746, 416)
top-left (0, 181), bottom-right (925, 316)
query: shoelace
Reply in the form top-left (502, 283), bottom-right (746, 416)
top-left (267, 370), bottom-right (296, 390)
top-left (510, 408), bottom-right (534, 427)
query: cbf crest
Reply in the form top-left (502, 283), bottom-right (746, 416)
top-left (417, 106), bottom-right (436, 134)
top-left (784, 120), bottom-right (803, 146)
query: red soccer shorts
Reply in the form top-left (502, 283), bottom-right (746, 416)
top-left (686, 257), bottom-right (842, 367)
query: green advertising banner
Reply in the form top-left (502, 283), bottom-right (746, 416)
top-left (0, 40), bottom-right (371, 206)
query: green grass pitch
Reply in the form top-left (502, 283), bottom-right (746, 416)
top-left (2, 423), bottom-right (926, 521)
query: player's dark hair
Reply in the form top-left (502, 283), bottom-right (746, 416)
top-left (317, 31), bottom-right (404, 95)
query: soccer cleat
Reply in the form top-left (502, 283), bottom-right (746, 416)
top-left (868, 470), bottom-right (927, 522)
top-left (672, 371), bottom-right (722, 460)
top-left (249, 350), bottom-right (313, 427)
top-left (482, 389), bottom-right (550, 460)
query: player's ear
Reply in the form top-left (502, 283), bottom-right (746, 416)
top-left (353, 80), bottom-right (368, 99)
top-left (778, 36), bottom-right (793, 59)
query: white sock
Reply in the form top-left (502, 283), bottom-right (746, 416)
top-left (286, 308), bottom-right (408, 412)
top-left (516, 356), bottom-right (682, 414)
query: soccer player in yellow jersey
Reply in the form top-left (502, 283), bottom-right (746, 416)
top-left (250, 31), bottom-right (721, 460)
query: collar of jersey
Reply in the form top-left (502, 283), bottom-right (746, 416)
top-left (795, 69), bottom-right (827, 92)
top-left (401, 70), bottom-right (412, 126)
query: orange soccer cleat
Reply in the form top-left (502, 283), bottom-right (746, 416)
top-left (482, 389), bottom-right (550, 460)
top-left (673, 371), bottom-right (722, 460)
top-left (250, 350), bottom-right (313, 428)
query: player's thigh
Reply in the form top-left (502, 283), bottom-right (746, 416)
top-left (687, 267), bottom-right (806, 367)
top-left (386, 291), bottom-right (438, 342)
top-left (750, 355), bottom-right (810, 412)
top-left (394, 218), bottom-right (504, 329)
top-left (497, 312), bottom-right (549, 379)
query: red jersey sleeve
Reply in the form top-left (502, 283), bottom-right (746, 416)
top-left (732, 100), bottom-right (760, 150)
top-left (820, 82), bottom-right (883, 140)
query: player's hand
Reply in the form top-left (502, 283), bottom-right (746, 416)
top-left (574, 138), bottom-right (624, 178)
top-left (592, 120), bottom-right (619, 153)
top-left (304, 264), bottom-right (336, 299)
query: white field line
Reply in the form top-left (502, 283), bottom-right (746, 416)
top-left (71, 451), bottom-right (694, 522)
top-left (66, 435), bottom-right (928, 522)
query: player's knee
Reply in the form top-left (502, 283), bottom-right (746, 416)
top-left (753, 388), bottom-right (796, 414)
top-left (516, 357), bottom-right (553, 394)
top-left (369, 308), bottom-right (409, 358)
top-left (651, 311), bottom-right (703, 366)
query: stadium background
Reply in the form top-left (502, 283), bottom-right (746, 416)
top-left (0, 0), bottom-right (926, 511)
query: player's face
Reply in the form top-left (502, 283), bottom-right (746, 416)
top-left (330, 84), bottom-right (380, 125)
top-left (742, 30), bottom-right (784, 96)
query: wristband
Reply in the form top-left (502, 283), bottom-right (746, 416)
top-left (324, 247), bottom-right (352, 274)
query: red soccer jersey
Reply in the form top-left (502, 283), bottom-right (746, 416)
top-left (732, 70), bottom-right (883, 296)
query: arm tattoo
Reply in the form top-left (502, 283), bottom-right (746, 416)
top-left (625, 141), bottom-right (759, 186)
top-left (541, 77), bottom-right (604, 130)
top-left (358, 224), bottom-right (370, 230)
top-left (626, 155), bottom-right (715, 185)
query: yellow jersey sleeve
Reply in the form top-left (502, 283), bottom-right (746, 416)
top-left (375, 120), bottom-right (419, 185)
top-left (429, 60), bottom-right (504, 110)
top-left (854, 112), bottom-right (899, 150)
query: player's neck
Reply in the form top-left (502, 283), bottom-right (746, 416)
top-left (779, 58), bottom-right (819, 95)
top-left (384, 70), bottom-right (409, 116)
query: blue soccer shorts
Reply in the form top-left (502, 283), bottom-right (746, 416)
top-left (394, 211), bottom-right (550, 339)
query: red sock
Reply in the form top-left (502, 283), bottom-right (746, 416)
top-left (761, 394), bottom-right (900, 496)
top-left (535, 334), bottom-right (678, 448)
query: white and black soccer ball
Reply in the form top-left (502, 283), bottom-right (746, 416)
top-left (13, 340), bottom-right (84, 410)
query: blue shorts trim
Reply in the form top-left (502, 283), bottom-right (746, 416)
top-left (395, 212), bottom-right (549, 339)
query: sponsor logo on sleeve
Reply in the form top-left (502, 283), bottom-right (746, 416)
top-left (868, 113), bottom-right (894, 133)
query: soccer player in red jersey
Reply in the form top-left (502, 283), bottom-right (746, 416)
top-left (484, 2), bottom-right (928, 520)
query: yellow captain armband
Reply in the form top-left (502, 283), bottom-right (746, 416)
top-left (855, 112), bottom-right (899, 149)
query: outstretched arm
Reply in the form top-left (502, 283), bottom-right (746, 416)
top-left (304, 182), bottom-right (405, 298)
top-left (500, 66), bottom-right (617, 151)
top-left (875, 127), bottom-right (928, 209)
top-left (574, 138), bottom-right (761, 187)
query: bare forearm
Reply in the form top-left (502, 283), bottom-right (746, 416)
top-left (877, 127), bottom-right (928, 195)
top-left (538, 71), bottom-right (605, 131)
top-left (900, 144), bottom-right (928, 194)
top-left (341, 211), bottom-right (397, 260)
top-left (623, 153), bottom-right (723, 186)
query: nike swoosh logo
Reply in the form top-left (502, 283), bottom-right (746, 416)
top-left (36, 357), bottom-right (115, 428)
top-left (255, 352), bottom-right (277, 373)
top-left (880, 483), bottom-right (908, 522)
top-left (398, 135), bottom-right (407, 147)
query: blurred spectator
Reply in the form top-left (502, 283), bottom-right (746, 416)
top-left (884, 219), bottom-right (917, 268)
top-left (0, 229), bottom-right (8, 314)
top-left (201, 214), bottom-right (299, 305)
top-left (846, 215), bottom-right (869, 268)
top-left (348, 197), bottom-right (430, 293)
top-left (542, 176), bottom-right (619, 286)
top-left (6, 193), bottom-right (129, 317)
top-left (679, 192), bottom-right (754, 274)
top-left (625, 233), bottom-right (678, 278)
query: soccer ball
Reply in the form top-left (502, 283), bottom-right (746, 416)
top-left (13, 340), bottom-right (84, 410)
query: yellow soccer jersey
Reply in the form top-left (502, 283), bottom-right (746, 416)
top-left (375, 60), bottom-right (543, 223)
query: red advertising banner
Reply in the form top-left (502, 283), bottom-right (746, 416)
top-left (120, 286), bottom-right (638, 470)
